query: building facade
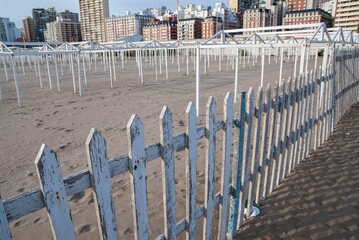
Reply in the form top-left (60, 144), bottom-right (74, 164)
top-left (287, 0), bottom-right (320, 11)
top-left (0, 17), bottom-right (21, 42)
top-left (178, 18), bottom-right (202, 40)
top-left (79, 0), bottom-right (109, 42)
top-left (22, 17), bottom-right (37, 41)
top-left (58, 10), bottom-right (79, 22)
top-left (105, 14), bottom-right (153, 41)
top-left (142, 19), bottom-right (177, 41)
top-left (334, 0), bottom-right (359, 32)
top-left (32, 7), bottom-right (57, 42)
top-left (202, 16), bottom-right (223, 39)
top-left (283, 9), bottom-right (333, 27)
top-left (243, 8), bottom-right (272, 31)
top-left (45, 19), bottom-right (82, 42)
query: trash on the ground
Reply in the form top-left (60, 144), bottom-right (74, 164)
top-left (244, 206), bottom-right (260, 218)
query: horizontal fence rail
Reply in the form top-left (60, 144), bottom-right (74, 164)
top-left (0, 44), bottom-right (358, 239)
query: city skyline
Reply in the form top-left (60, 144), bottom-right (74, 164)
top-left (0, 0), bottom-right (220, 28)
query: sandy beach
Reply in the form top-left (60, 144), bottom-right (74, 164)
top-left (0, 53), bottom-right (314, 239)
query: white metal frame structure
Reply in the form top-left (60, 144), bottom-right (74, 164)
top-left (1, 23), bottom-right (358, 113)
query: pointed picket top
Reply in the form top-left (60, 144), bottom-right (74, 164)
top-left (127, 114), bottom-right (149, 240)
top-left (35, 144), bottom-right (76, 240)
top-left (86, 128), bottom-right (119, 240)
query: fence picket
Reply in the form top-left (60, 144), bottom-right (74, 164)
top-left (218, 93), bottom-right (233, 240)
top-left (304, 72), bottom-right (313, 158)
top-left (314, 66), bottom-right (323, 150)
top-left (247, 87), bottom-right (263, 217)
top-left (299, 75), bottom-right (309, 163)
top-left (287, 76), bottom-right (298, 175)
top-left (185, 102), bottom-right (197, 240)
top-left (203, 97), bottom-right (216, 240)
top-left (263, 82), bottom-right (278, 198)
top-left (0, 198), bottom-right (11, 240)
top-left (292, 75), bottom-right (303, 170)
top-left (256, 84), bottom-right (272, 204)
top-left (127, 115), bottom-right (149, 240)
top-left (86, 128), bottom-right (118, 240)
top-left (35, 144), bottom-right (75, 240)
top-left (160, 107), bottom-right (177, 240)
top-left (271, 81), bottom-right (285, 190)
top-left (279, 79), bottom-right (292, 182)
top-left (238, 88), bottom-right (254, 226)
top-left (307, 75), bottom-right (316, 156)
top-left (227, 91), bottom-right (246, 239)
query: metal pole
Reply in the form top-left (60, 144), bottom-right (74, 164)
top-left (12, 56), bottom-right (21, 107)
top-left (196, 46), bottom-right (200, 116)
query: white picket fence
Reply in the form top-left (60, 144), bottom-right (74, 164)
top-left (0, 45), bottom-right (358, 240)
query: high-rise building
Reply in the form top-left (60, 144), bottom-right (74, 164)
top-left (0, 17), bottom-right (21, 42)
top-left (334, 0), bottom-right (359, 32)
top-left (287, 0), bottom-right (320, 11)
top-left (243, 8), bottom-right (272, 33)
top-left (229, 0), bottom-right (257, 12)
top-left (320, 0), bottom-right (337, 17)
top-left (79, 0), bottom-right (109, 42)
top-left (105, 14), bottom-right (153, 41)
top-left (143, 18), bottom-right (177, 41)
top-left (283, 9), bottom-right (333, 27)
top-left (58, 10), bottom-right (79, 23)
top-left (22, 16), bottom-right (37, 41)
top-left (45, 19), bottom-right (82, 42)
top-left (178, 18), bottom-right (203, 40)
top-left (202, 16), bottom-right (223, 39)
top-left (32, 7), bottom-right (57, 42)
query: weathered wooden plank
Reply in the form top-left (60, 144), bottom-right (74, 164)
top-left (127, 115), bottom-right (149, 240)
top-left (247, 87), bottom-right (263, 217)
top-left (270, 81), bottom-right (285, 191)
top-left (256, 84), bottom-right (271, 204)
top-left (160, 107), bottom-right (177, 240)
top-left (86, 129), bottom-right (118, 240)
top-left (217, 93), bottom-right (233, 240)
top-left (203, 97), bottom-right (216, 240)
top-left (279, 79), bottom-right (292, 181)
top-left (238, 88), bottom-right (254, 226)
top-left (291, 75), bottom-right (303, 170)
top-left (35, 144), bottom-right (75, 240)
top-left (185, 102), bottom-right (197, 240)
top-left (263, 82), bottom-right (279, 199)
top-left (0, 197), bottom-right (11, 240)
top-left (227, 91), bottom-right (246, 239)
top-left (298, 75), bottom-right (309, 163)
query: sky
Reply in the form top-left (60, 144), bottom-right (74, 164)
top-left (0, 0), bottom-right (221, 29)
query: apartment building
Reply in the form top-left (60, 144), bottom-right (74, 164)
top-left (45, 19), bottom-right (82, 42)
top-left (105, 14), bottom-right (153, 41)
top-left (32, 7), bottom-right (57, 42)
top-left (178, 18), bottom-right (202, 40)
top-left (0, 17), bottom-right (21, 42)
top-left (202, 16), bottom-right (223, 39)
top-left (283, 9), bottom-right (333, 27)
top-left (142, 19), bottom-right (177, 41)
top-left (79, 0), bottom-right (109, 42)
top-left (243, 8), bottom-right (272, 31)
top-left (22, 16), bottom-right (37, 41)
top-left (335, 0), bottom-right (359, 32)
top-left (287, 0), bottom-right (320, 11)
top-left (58, 10), bottom-right (79, 23)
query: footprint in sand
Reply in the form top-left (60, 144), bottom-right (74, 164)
top-left (69, 191), bottom-right (85, 203)
top-left (78, 224), bottom-right (92, 235)
top-left (33, 217), bottom-right (46, 224)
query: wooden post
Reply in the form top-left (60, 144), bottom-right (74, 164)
top-left (218, 93), bottom-right (233, 240)
top-left (127, 115), bottom-right (149, 240)
top-left (160, 107), bottom-right (176, 240)
top-left (86, 129), bottom-right (119, 240)
top-left (247, 87), bottom-right (263, 217)
top-left (227, 91), bottom-right (246, 239)
top-left (12, 56), bottom-right (21, 107)
top-left (185, 102), bottom-right (197, 240)
top-left (203, 97), bottom-right (216, 240)
top-left (35, 145), bottom-right (75, 240)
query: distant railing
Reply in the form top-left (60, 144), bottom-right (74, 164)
top-left (0, 45), bottom-right (358, 240)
